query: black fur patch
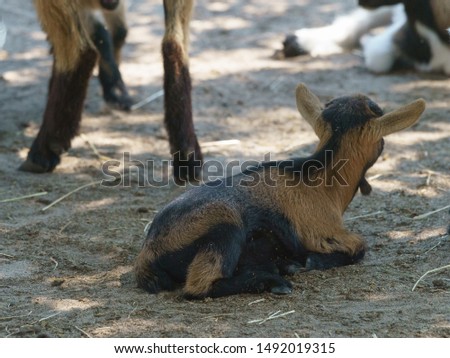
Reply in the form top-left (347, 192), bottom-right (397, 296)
top-left (394, 23), bottom-right (432, 64)
top-left (322, 95), bottom-right (383, 133)
top-left (403, 0), bottom-right (450, 43)
top-left (305, 249), bottom-right (365, 270)
top-left (153, 223), bottom-right (245, 285)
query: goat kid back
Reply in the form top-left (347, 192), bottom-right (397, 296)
top-left (135, 83), bottom-right (426, 299)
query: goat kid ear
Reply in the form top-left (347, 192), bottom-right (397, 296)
top-left (375, 99), bottom-right (426, 138)
top-left (295, 83), bottom-right (323, 132)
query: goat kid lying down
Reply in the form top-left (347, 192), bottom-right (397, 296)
top-left (282, 0), bottom-right (450, 74)
top-left (135, 83), bottom-right (425, 299)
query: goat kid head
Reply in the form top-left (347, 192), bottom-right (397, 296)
top-left (296, 83), bottom-right (425, 197)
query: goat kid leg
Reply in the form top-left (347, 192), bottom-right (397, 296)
top-left (163, 0), bottom-right (203, 184)
top-left (182, 226), bottom-right (292, 298)
top-left (305, 229), bottom-right (366, 270)
top-left (183, 251), bottom-right (293, 299)
top-left (306, 251), bottom-right (365, 270)
top-left (205, 271), bottom-right (293, 298)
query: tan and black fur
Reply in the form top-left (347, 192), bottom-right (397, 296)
top-left (135, 83), bottom-right (426, 299)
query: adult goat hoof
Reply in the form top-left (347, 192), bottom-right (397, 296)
top-left (173, 150), bottom-right (203, 185)
top-left (104, 93), bottom-right (133, 112)
top-left (19, 160), bottom-right (49, 173)
top-left (19, 148), bottom-right (60, 173)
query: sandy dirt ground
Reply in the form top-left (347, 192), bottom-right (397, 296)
top-left (0, 0), bottom-right (449, 338)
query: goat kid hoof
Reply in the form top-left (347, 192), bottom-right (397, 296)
top-left (282, 263), bottom-right (305, 275)
top-left (173, 151), bottom-right (203, 185)
top-left (271, 286), bottom-right (292, 295)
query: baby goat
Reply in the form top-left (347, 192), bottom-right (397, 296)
top-left (282, 0), bottom-right (450, 74)
top-left (135, 83), bottom-right (426, 299)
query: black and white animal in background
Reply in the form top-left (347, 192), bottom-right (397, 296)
top-left (134, 83), bottom-right (426, 299)
top-left (282, 0), bottom-right (450, 74)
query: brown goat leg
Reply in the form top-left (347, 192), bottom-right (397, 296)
top-left (103, 2), bottom-right (128, 66)
top-left (162, 0), bottom-right (203, 184)
top-left (97, 2), bottom-right (132, 110)
top-left (91, 18), bottom-right (132, 111)
top-left (162, 39), bottom-right (203, 184)
top-left (199, 271), bottom-right (293, 299)
top-left (19, 48), bottom-right (98, 173)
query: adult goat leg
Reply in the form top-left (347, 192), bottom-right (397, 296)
top-left (20, 0), bottom-right (98, 173)
top-left (97, 2), bottom-right (133, 110)
top-left (162, 0), bottom-right (203, 184)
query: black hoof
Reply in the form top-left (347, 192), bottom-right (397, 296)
top-left (264, 275), bottom-right (293, 295)
top-left (282, 34), bottom-right (308, 58)
top-left (172, 150), bottom-right (203, 185)
top-left (19, 143), bottom-right (61, 173)
top-left (104, 92), bottom-right (133, 112)
top-left (19, 159), bottom-right (51, 173)
top-left (277, 258), bottom-right (306, 275)
top-left (271, 285), bottom-right (293, 295)
top-left (306, 250), bottom-right (365, 271)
